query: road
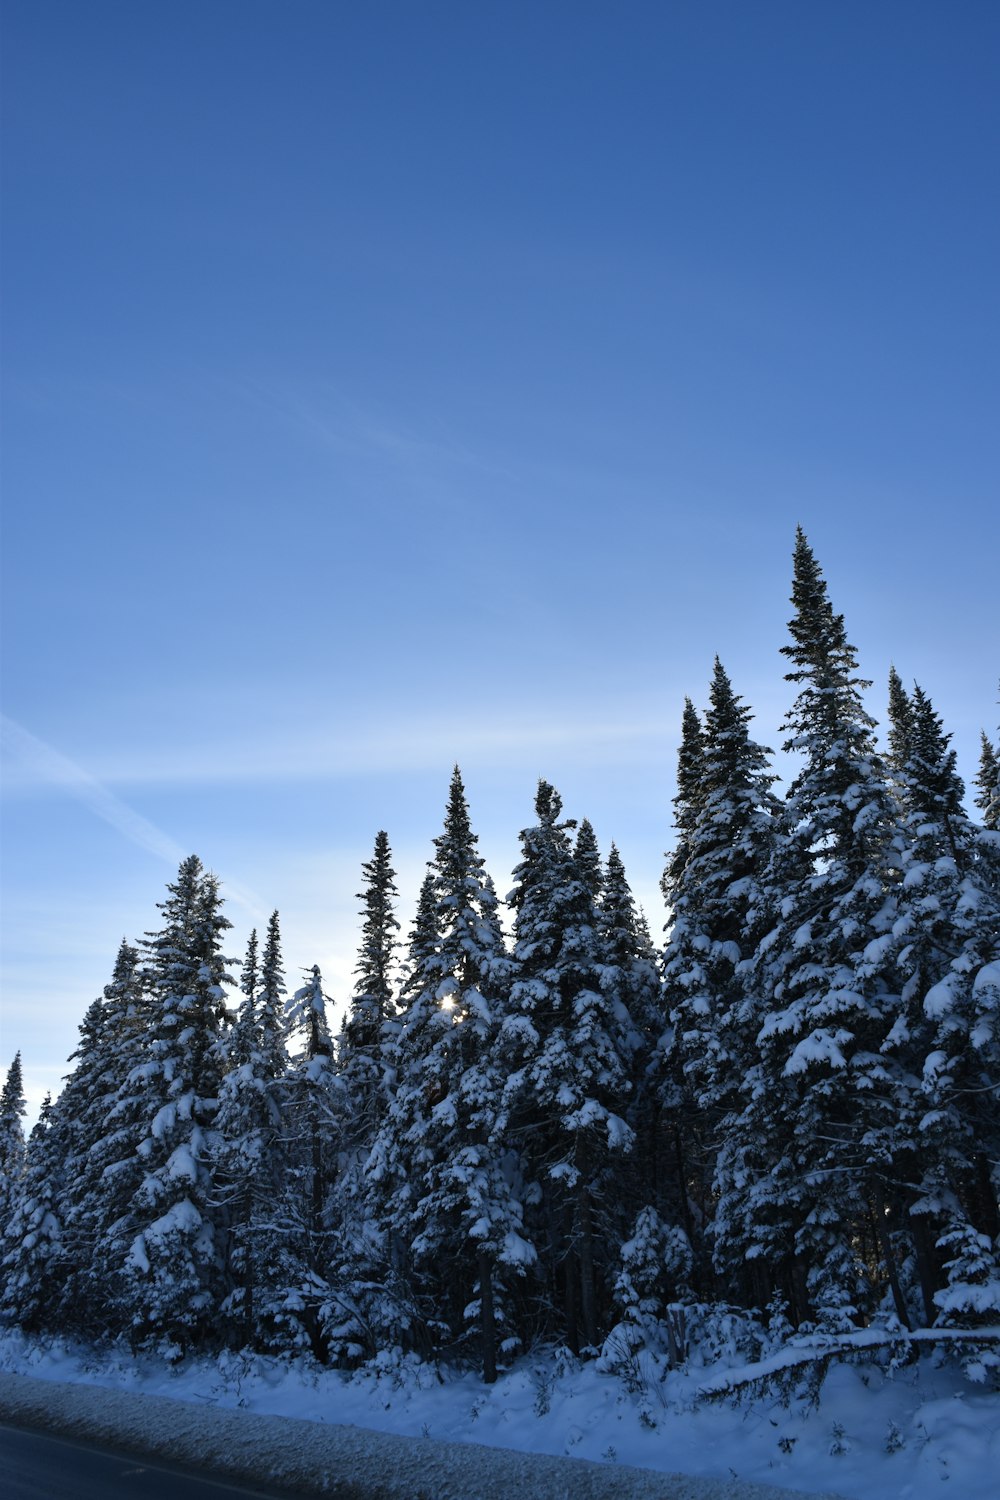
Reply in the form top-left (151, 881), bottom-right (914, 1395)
top-left (0, 1422), bottom-right (301, 1500)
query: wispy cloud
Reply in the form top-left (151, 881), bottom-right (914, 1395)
top-left (2, 715), bottom-right (188, 863)
top-left (226, 377), bottom-right (516, 486)
top-left (3, 713), bottom-right (673, 792)
top-left (0, 716), bottom-right (268, 920)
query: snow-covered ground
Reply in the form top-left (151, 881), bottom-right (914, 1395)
top-left (1, 1332), bottom-right (997, 1500)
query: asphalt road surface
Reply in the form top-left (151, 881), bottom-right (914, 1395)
top-left (0, 1422), bottom-right (300, 1500)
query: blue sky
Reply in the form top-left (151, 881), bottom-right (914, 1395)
top-left (2, 1), bottom-right (998, 1117)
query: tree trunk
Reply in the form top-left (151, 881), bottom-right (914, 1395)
top-left (563, 1239), bottom-right (580, 1356)
top-left (243, 1200), bottom-right (255, 1347)
top-left (869, 1189), bottom-right (910, 1330)
top-left (478, 1248), bottom-right (497, 1384)
top-left (577, 1181), bottom-right (598, 1351)
top-left (911, 1212), bottom-right (939, 1326)
top-left (973, 1153), bottom-right (1000, 1243)
top-left (790, 1257), bottom-right (809, 1327)
top-left (673, 1128), bottom-right (696, 1257)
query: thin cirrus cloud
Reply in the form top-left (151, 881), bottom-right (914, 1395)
top-left (3, 712), bottom-right (672, 793)
top-left (0, 715), bottom-right (268, 921)
top-left (226, 377), bottom-right (508, 482)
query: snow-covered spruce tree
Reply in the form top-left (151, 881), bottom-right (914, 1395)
top-left (354, 871), bottom-right (441, 1358)
top-left (600, 843), bottom-right (660, 1062)
top-left (3, 972), bottom-right (122, 1336)
top-left (575, 818), bottom-right (604, 902)
top-left (368, 769), bottom-right (529, 1382)
top-left (65, 939), bottom-right (153, 1335)
top-left (890, 682), bottom-right (1000, 1334)
top-left (0, 1054), bottom-right (27, 1238)
top-left (502, 780), bottom-right (634, 1355)
top-left (215, 913), bottom-right (291, 1348)
top-left (660, 698), bottom-right (705, 903)
top-left (661, 661), bottom-right (779, 1296)
top-left (977, 730), bottom-right (1000, 833)
top-left (324, 834), bottom-right (402, 1365)
top-left (608, 1204), bottom-right (694, 1374)
top-left (640, 699), bottom-right (708, 1253)
top-left (0, 1095), bottom-right (62, 1331)
top-left (597, 843), bottom-right (663, 1244)
top-left (278, 963), bottom-right (343, 1359)
top-left (715, 532), bottom-right (906, 1329)
top-left (116, 856), bottom-right (234, 1353)
top-left (340, 831), bottom-right (400, 1151)
top-left (886, 665), bottom-right (914, 780)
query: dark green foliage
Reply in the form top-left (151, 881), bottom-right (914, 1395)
top-left (0, 1054), bottom-right (27, 1232)
top-left (574, 819), bottom-right (604, 901)
top-left (368, 768), bottom-right (524, 1381)
top-left (715, 533), bottom-right (908, 1328)
top-left (977, 730), bottom-right (1000, 833)
top-left (504, 780), bottom-right (636, 1353)
top-left (216, 914), bottom-right (290, 1348)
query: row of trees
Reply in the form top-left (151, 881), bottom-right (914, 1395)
top-left (2, 531), bottom-right (998, 1383)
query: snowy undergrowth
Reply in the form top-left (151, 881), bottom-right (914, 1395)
top-left (1, 1332), bottom-right (998, 1499)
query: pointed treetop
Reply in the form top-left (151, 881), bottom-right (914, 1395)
top-left (261, 911), bottom-right (284, 986)
top-left (663, 695), bottom-right (707, 897)
top-left (287, 964), bottom-right (333, 1061)
top-left (782, 530), bottom-right (867, 689)
top-left (0, 1052), bottom-right (27, 1175)
top-left (0, 1053), bottom-right (26, 1125)
top-left (675, 696), bottom-right (706, 816)
top-left (977, 730), bottom-right (1000, 832)
top-left (241, 928), bottom-right (260, 1004)
top-left (433, 767), bottom-right (479, 878)
top-left (702, 659), bottom-right (773, 792)
top-left (111, 936), bottom-right (139, 984)
top-left (574, 818), bottom-right (603, 899)
top-left (602, 841), bottom-right (652, 966)
top-left (904, 684), bottom-right (967, 843)
top-left (887, 666), bottom-right (913, 771)
top-left (348, 831), bottom-right (399, 1043)
top-left (401, 870), bottom-right (441, 997)
top-left (535, 779), bottom-right (565, 825)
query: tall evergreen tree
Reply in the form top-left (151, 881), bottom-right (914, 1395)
top-left (597, 841), bottom-right (663, 1274)
top-left (891, 685), bottom-right (1000, 1328)
top-left (600, 843), bottom-right (660, 1054)
top-left (15, 988), bottom-right (115, 1336)
top-left (279, 963), bottom-right (342, 1357)
top-left (0, 1094), bottom-right (61, 1331)
top-left (341, 831), bottom-right (400, 1148)
top-left (0, 1054), bottom-right (27, 1236)
top-left (503, 780), bottom-right (634, 1353)
top-left (976, 730), bottom-right (1000, 834)
top-left (662, 661), bottom-right (779, 1294)
top-left (369, 769), bottom-right (526, 1381)
top-left (216, 915), bottom-right (290, 1347)
top-left (69, 939), bottom-right (150, 1333)
top-left (118, 856), bottom-right (234, 1350)
top-left (661, 698), bottom-right (705, 902)
top-left (716, 532), bottom-right (906, 1328)
top-left (665, 661), bottom-right (778, 1110)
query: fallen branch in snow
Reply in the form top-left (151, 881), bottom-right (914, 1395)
top-left (697, 1325), bottom-right (1000, 1403)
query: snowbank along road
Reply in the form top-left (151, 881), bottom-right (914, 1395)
top-left (0, 1373), bottom-right (846, 1500)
